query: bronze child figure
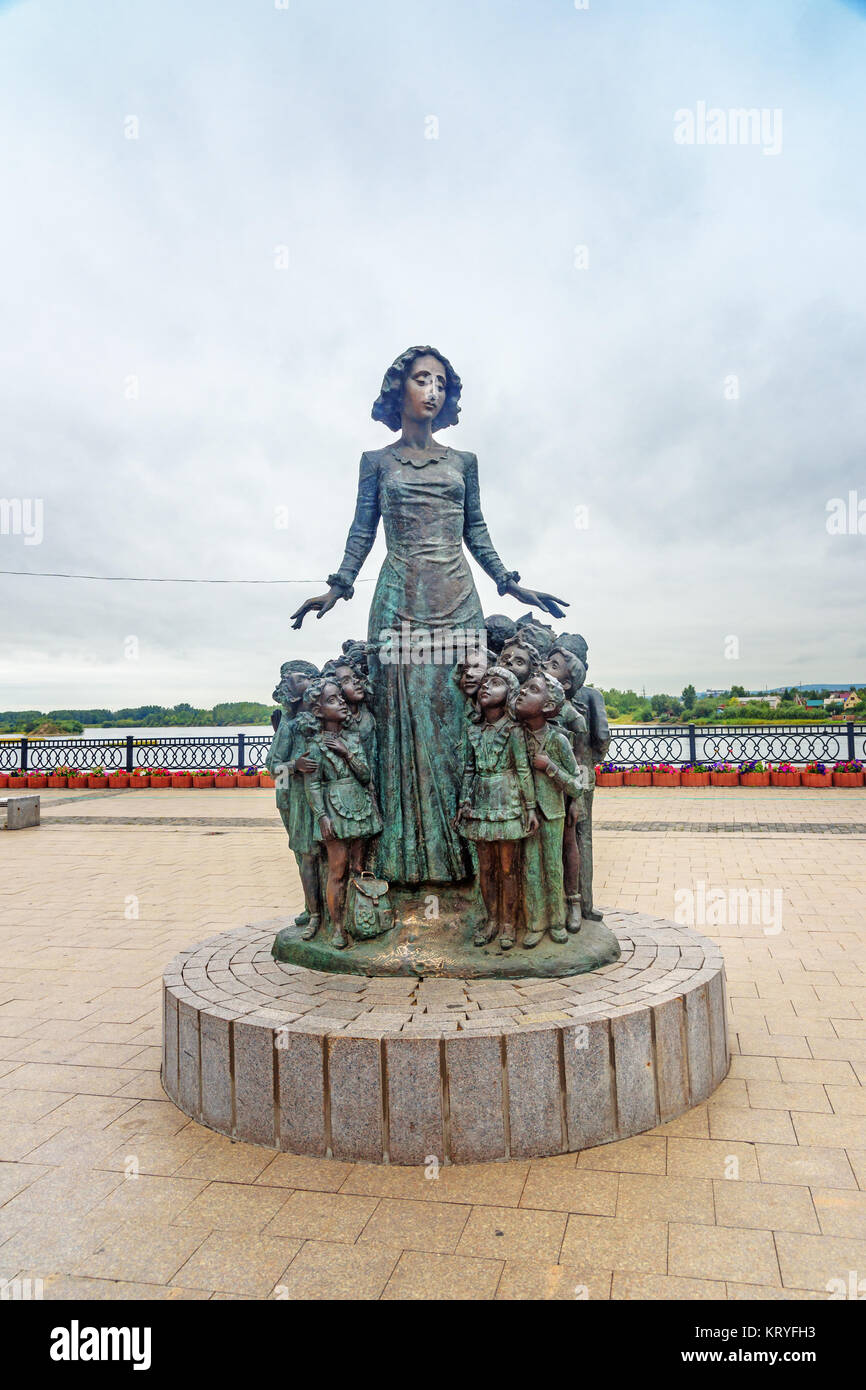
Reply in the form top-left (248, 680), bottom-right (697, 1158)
top-left (456, 666), bottom-right (538, 951)
top-left (515, 671), bottom-right (585, 948)
top-left (544, 646), bottom-right (591, 932)
top-left (499, 634), bottom-right (542, 686)
top-left (266, 659), bottom-right (322, 940)
top-left (303, 678), bottom-right (383, 949)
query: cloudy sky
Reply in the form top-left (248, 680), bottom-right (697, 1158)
top-left (1, 0), bottom-right (864, 710)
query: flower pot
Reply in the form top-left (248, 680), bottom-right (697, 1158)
top-left (171, 773), bottom-right (193, 789)
top-left (652, 772), bottom-right (681, 788)
top-left (214, 774), bottom-right (237, 789)
top-left (739, 773), bottom-right (770, 788)
top-left (681, 772), bottom-right (710, 788)
top-left (623, 771), bottom-right (652, 787)
top-left (27, 773), bottom-right (48, 789)
top-left (107, 774), bottom-right (129, 788)
top-left (770, 771), bottom-right (801, 787)
top-left (803, 772), bottom-right (832, 788)
top-left (595, 772), bottom-right (623, 788)
top-left (0, 773), bottom-right (9, 788)
top-left (47, 774), bottom-right (68, 788)
top-left (87, 776), bottom-right (108, 789)
top-left (237, 774), bottom-right (259, 788)
top-left (259, 772), bottom-right (275, 789)
top-left (192, 775), bottom-right (214, 788)
top-left (128, 775), bottom-right (150, 789)
top-left (67, 775), bottom-right (89, 789)
top-left (149, 775), bottom-right (170, 789)
top-left (833, 771), bottom-right (864, 788)
top-left (710, 772), bottom-right (739, 787)
top-left (8, 775), bottom-right (28, 789)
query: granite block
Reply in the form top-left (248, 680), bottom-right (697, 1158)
top-left (233, 1019), bottom-right (275, 1146)
top-left (445, 1033), bottom-right (507, 1162)
top-left (612, 1007), bottom-right (658, 1136)
top-left (653, 995), bottom-right (689, 1124)
top-left (328, 1035), bottom-right (383, 1162)
top-left (177, 999), bottom-right (201, 1119)
top-left (200, 1011), bottom-right (232, 1133)
top-left (277, 1028), bottom-right (326, 1157)
top-left (162, 988), bottom-right (179, 1104)
top-left (505, 1028), bottom-right (563, 1158)
top-left (385, 1036), bottom-right (444, 1166)
top-left (685, 983), bottom-right (713, 1104)
top-left (562, 1017), bottom-right (615, 1150)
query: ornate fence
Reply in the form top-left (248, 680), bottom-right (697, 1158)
top-left (0, 733), bottom-right (274, 774)
top-left (607, 723), bottom-right (865, 767)
top-left (1, 723), bottom-right (863, 774)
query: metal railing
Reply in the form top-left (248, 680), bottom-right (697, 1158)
top-left (0, 733), bottom-right (274, 774)
top-left (607, 723), bottom-right (865, 767)
top-left (1, 723), bottom-right (863, 773)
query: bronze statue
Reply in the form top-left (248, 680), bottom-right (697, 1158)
top-left (499, 634), bottom-right (543, 685)
top-left (289, 346), bottom-right (567, 887)
top-left (515, 672), bottom-right (585, 947)
top-left (551, 637), bottom-right (610, 922)
top-left (303, 678), bottom-right (382, 949)
top-left (266, 660), bottom-right (322, 938)
top-left (456, 666), bottom-right (538, 950)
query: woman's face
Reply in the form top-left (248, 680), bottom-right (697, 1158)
top-left (500, 642), bottom-right (534, 684)
top-left (402, 354), bottom-right (447, 426)
top-left (477, 674), bottom-right (509, 711)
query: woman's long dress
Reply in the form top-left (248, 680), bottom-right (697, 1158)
top-left (328, 442), bottom-right (515, 884)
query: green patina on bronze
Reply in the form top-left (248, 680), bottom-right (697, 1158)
top-left (271, 346), bottom-right (621, 977)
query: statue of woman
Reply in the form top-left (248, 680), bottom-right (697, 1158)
top-left (291, 346), bottom-right (567, 886)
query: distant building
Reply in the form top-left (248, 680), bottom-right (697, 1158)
top-left (823, 691), bottom-right (859, 711)
top-left (734, 695), bottom-right (781, 709)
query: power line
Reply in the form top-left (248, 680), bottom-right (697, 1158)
top-left (0, 570), bottom-right (374, 584)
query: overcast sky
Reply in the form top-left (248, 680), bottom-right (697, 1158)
top-left (1, 0), bottom-right (865, 710)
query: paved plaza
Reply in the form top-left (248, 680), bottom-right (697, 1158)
top-left (1, 785), bottom-right (865, 1300)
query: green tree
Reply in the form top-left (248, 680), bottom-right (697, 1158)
top-left (681, 684), bottom-right (696, 711)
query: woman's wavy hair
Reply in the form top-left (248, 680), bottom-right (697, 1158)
top-left (371, 345), bottom-right (462, 432)
top-left (471, 664), bottom-right (521, 723)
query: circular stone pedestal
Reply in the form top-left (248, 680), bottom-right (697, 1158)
top-left (162, 910), bottom-right (729, 1165)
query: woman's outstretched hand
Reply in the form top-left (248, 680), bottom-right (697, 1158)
top-left (290, 586), bottom-right (344, 629)
top-left (502, 579), bottom-right (569, 620)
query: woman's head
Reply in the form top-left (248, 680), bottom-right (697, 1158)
top-left (372, 346), bottom-right (462, 432)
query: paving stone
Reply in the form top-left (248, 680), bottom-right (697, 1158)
top-left (669, 1221), bottom-right (779, 1285)
top-left (383, 1250), bottom-right (502, 1300)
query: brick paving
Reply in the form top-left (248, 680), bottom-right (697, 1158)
top-left (1, 785), bottom-right (864, 1300)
